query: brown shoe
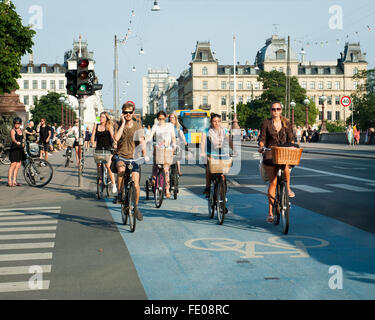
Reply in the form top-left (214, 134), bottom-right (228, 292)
top-left (134, 207), bottom-right (143, 221)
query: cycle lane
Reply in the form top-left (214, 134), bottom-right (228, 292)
top-left (105, 189), bottom-right (375, 300)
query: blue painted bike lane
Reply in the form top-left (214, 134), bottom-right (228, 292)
top-left (105, 189), bottom-right (375, 300)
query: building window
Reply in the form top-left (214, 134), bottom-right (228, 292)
top-left (276, 49), bottom-right (286, 60)
top-left (230, 96), bottom-right (234, 105)
top-left (254, 82), bottom-right (260, 90)
top-left (202, 67), bottom-right (208, 75)
top-left (23, 95), bottom-right (29, 105)
top-left (336, 111), bottom-right (340, 120)
top-left (335, 96), bottom-right (340, 105)
top-left (330, 68), bottom-right (336, 75)
top-left (327, 96), bottom-right (332, 105)
top-left (28, 66), bottom-right (33, 73)
top-left (23, 80), bottom-right (29, 89)
top-left (327, 81), bottom-right (332, 89)
top-left (221, 96), bottom-right (227, 106)
top-left (230, 81), bottom-right (234, 90)
top-left (335, 81), bottom-right (341, 90)
top-left (318, 81), bottom-right (324, 89)
top-left (59, 80), bottom-right (65, 90)
top-left (327, 111), bottom-right (332, 121)
top-left (246, 96), bottom-right (252, 103)
top-left (221, 81), bottom-right (226, 90)
top-left (246, 81), bottom-right (251, 89)
top-left (318, 68), bottom-right (324, 75)
top-left (50, 80), bottom-right (56, 90)
top-left (33, 96), bottom-right (38, 104)
top-left (353, 67), bottom-right (359, 75)
top-left (54, 66), bottom-right (60, 73)
top-left (202, 96), bottom-right (208, 105)
top-left (41, 66), bottom-right (47, 73)
top-left (310, 81), bottom-right (315, 89)
top-left (353, 81), bottom-right (358, 90)
top-left (238, 68), bottom-right (243, 75)
top-left (301, 81), bottom-right (307, 89)
top-left (279, 67), bottom-right (284, 73)
top-left (238, 82), bottom-right (243, 90)
top-left (202, 52), bottom-right (208, 61)
top-left (305, 68), bottom-right (311, 75)
top-left (225, 67), bottom-right (231, 75)
top-left (238, 96), bottom-right (243, 104)
top-left (202, 81), bottom-right (208, 90)
top-left (222, 112), bottom-right (227, 121)
top-left (32, 80), bottom-right (38, 90)
top-left (41, 80), bottom-right (47, 89)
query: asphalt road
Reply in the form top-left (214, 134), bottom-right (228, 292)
top-left (0, 147), bottom-right (374, 300)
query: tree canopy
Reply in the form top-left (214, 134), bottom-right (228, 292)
top-left (0, 0), bottom-right (36, 94)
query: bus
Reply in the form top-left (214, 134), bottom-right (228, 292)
top-left (175, 109), bottom-right (210, 146)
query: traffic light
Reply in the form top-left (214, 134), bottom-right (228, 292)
top-left (77, 59), bottom-right (91, 96)
top-left (65, 70), bottom-right (77, 96)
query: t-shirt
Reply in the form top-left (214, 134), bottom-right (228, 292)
top-left (39, 125), bottom-right (51, 143)
top-left (149, 123), bottom-right (175, 147)
top-left (116, 121), bottom-right (144, 159)
top-left (204, 127), bottom-right (229, 155)
top-left (25, 127), bottom-right (36, 142)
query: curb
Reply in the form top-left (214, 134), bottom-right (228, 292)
top-left (241, 144), bottom-right (375, 160)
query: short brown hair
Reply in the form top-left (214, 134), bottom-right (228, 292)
top-left (122, 101), bottom-right (136, 112)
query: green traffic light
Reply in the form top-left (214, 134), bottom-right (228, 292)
top-left (78, 84), bottom-right (87, 92)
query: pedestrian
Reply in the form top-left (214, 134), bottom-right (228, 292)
top-left (7, 117), bottom-right (26, 187)
top-left (296, 126), bottom-right (302, 143)
top-left (369, 128), bottom-right (375, 145)
top-left (354, 124), bottom-right (360, 145)
top-left (67, 120), bottom-right (81, 167)
top-left (364, 128), bottom-right (369, 144)
top-left (84, 127), bottom-right (91, 152)
top-left (346, 125), bottom-right (354, 146)
top-left (38, 118), bottom-right (51, 161)
top-left (302, 127), bottom-right (307, 143)
top-left (169, 112), bottom-right (187, 176)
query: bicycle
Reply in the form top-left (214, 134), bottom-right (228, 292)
top-left (262, 146), bottom-right (303, 235)
top-left (23, 144), bottom-right (53, 188)
top-left (118, 156), bottom-right (144, 233)
top-left (0, 139), bottom-right (11, 165)
top-left (94, 149), bottom-right (113, 199)
top-left (207, 154), bottom-right (232, 225)
top-left (169, 146), bottom-right (181, 200)
top-left (64, 135), bottom-right (75, 167)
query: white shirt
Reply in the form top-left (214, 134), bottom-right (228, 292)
top-left (148, 123), bottom-right (175, 147)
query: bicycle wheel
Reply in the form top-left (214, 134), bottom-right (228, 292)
top-left (104, 168), bottom-right (110, 198)
top-left (208, 182), bottom-right (215, 219)
top-left (96, 166), bottom-right (104, 199)
top-left (273, 184), bottom-right (281, 226)
top-left (280, 182), bottom-right (290, 235)
top-left (173, 168), bottom-right (179, 200)
top-left (217, 178), bottom-right (226, 225)
top-left (127, 182), bottom-right (136, 233)
top-left (170, 165), bottom-right (178, 200)
top-left (155, 170), bottom-right (165, 208)
top-left (24, 159), bottom-right (53, 188)
top-left (65, 154), bottom-right (70, 167)
top-left (121, 188), bottom-right (128, 225)
top-left (0, 150), bottom-right (10, 165)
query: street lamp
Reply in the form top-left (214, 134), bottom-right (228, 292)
top-left (303, 97), bottom-right (310, 128)
top-left (319, 94), bottom-right (328, 133)
top-left (290, 100), bottom-right (296, 127)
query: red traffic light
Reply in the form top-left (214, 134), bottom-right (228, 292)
top-left (78, 71), bottom-right (88, 80)
top-left (78, 59), bottom-right (89, 68)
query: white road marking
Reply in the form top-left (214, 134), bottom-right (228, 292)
top-left (0, 210), bottom-right (60, 216)
top-left (0, 243), bottom-right (55, 250)
top-left (292, 185), bottom-right (333, 193)
top-left (0, 215), bottom-right (57, 221)
top-left (0, 253), bottom-right (53, 262)
top-left (0, 234), bottom-right (56, 240)
top-left (228, 179), bottom-right (241, 187)
top-left (242, 185), bottom-right (268, 194)
top-left (295, 166), bottom-right (375, 183)
top-left (0, 281), bottom-right (50, 293)
top-left (326, 184), bottom-right (375, 192)
top-left (0, 265), bottom-right (51, 276)
top-left (0, 207), bottom-right (61, 212)
top-left (0, 226), bottom-right (57, 232)
top-left (0, 220), bottom-right (58, 226)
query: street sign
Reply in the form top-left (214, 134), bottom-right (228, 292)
top-left (341, 96), bottom-right (351, 107)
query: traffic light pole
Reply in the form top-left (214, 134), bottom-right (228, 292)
top-left (78, 96), bottom-right (84, 188)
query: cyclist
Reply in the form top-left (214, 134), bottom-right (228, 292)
top-left (168, 112), bottom-right (187, 176)
top-left (113, 101), bottom-right (147, 221)
top-left (67, 120), bottom-right (81, 167)
top-left (200, 113), bottom-right (233, 197)
top-left (146, 111), bottom-right (176, 199)
top-left (91, 112), bottom-right (117, 194)
top-left (258, 101), bottom-right (295, 223)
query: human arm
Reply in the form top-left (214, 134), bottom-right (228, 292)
top-left (258, 120), bottom-right (268, 153)
top-left (90, 124), bottom-right (97, 148)
top-left (114, 115), bottom-right (126, 142)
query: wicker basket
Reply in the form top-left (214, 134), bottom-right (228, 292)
top-left (209, 157), bottom-right (233, 174)
top-left (271, 147), bottom-right (303, 166)
top-left (94, 150), bottom-right (112, 163)
top-left (155, 146), bottom-right (174, 165)
top-left (66, 137), bottom-right (76, 148)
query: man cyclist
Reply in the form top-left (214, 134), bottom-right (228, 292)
top-left (113, 101), bottom-right (147, 221)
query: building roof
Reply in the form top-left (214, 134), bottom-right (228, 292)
top-left (20, 64), bottom-right (67, 74)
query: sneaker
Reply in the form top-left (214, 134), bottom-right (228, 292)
top-left (134, 207), bottom-right (143, 221)
top-left (112, 184), bottom-right (117, 194)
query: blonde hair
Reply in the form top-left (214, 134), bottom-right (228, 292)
top-left (168, 112), bottom-right (180, 129)
top-left (100, 112), bottom-right (113, 131)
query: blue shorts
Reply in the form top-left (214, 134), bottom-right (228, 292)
top-left (113, 155), bottom-right (140, 173)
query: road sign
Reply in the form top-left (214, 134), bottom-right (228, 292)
top-left (341, 96), bottom-right (351, 107)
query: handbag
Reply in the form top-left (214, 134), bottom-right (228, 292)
top-left (110, 155), bottom-right (118, 174)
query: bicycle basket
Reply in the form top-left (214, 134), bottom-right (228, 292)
top-left (94, 150), bottom-right (112, 163)
top-left (209, 157), bottom-right (233, 174)
top-left (271, 146), bottom-right (303, 166)
top-left (28, 143), bottom-right (40, 157)
top-left (155, 146), bottom-right (174, 165)
top-left (66, 137), bottom-right (76, 148)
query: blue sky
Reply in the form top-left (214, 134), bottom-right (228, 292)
top-left (13, 0), bottom-right (375, 111)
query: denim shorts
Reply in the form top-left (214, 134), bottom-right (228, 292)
top-left (113, 155), bottom-right (140, 173)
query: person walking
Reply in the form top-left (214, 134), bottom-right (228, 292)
top-left (7, 117), bottom-right (26, 187)
top-left (67, 120), bottom-right (81, 166)
top-left (354, 124), bottom-right (360, 145)
top-left (84, 127), bottom-right (91, 152)
top-left (346, 125), bottom-right (354, 146)
top-left (168, 112), bottom-right (187, 176)
top-left (38, 118), bottom-right (51, 161)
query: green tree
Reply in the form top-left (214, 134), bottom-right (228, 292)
top-left (31, 92), bottom-right (76, 125)
top-left (350, 68), bottom-right (375, 129)
top-left (0, 0), bottom-right (36, 94)
top-left (142, 113), bottom-right (157, 128)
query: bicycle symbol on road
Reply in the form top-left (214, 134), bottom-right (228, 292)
top-left (184, 236), bottom-right (330, 259)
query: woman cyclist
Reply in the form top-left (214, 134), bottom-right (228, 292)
top-left (258, 101), bottom-right (295, 223)
top-left (200, 113), bottom-right (233, 197)
top-left (91, 112), bottom-right (117, 194)
top-left (168, 112), bottom-right (187, 176)
top-left (146, 111), bottom-right (176, 198)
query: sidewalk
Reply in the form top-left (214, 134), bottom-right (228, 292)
top-left (242, 140), bottom-right (375, 159)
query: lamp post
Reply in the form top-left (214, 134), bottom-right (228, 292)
top-left (290, 100), bottom-right (296, 127)
top-left (232, 34), bottom-right (240, 131)
top-left (303, 97), bottom-right (310, 128)
top-left (320, 94), bottom-right (328, 133)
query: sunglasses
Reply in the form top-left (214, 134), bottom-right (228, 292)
top-left (15, 122), bottom-right (21, 125)
top-left (272, 108), bottom-right (282, 111)
top-left (123, 111), bottom-right (133, 115)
